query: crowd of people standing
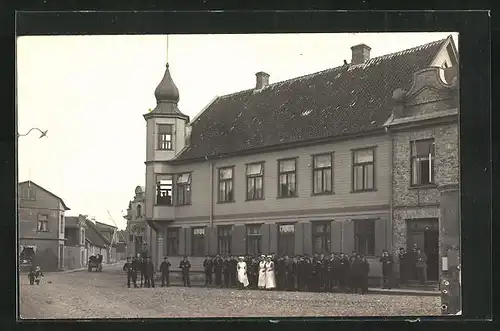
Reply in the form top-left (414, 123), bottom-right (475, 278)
top-left (122, 244), bottom-right (430, 292)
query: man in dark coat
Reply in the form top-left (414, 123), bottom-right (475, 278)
top-left (338, 253), bottom-right (350, 291)
top-left (380, 250), bottom-right (394, 289)
top-left (123, 257), bottom-right (138, 288)
top-left (398, 247), bottom-right (409, 286)
top-left (229, 256), bottom-right (238, 288)
top-left (160, 257), bottom-right (171, 287)
top-left (131, 257), bottom-right (140, 286)
top-left (214, 254), bottom-right (223, 286)
top-left (145, 257), bottom-right (155, 288)
top-left (276, 256), bottom-right (285, 290)
top-left (361, 255), bottom-right (370, 294)
top-left (332, 253), bottom-right (341, 289)
top-left (222, 256), bottom-right (231, 288)
top-left (139, 257), bottom-right (147, 287)
top-left (349, 254), bottom-right (363, 294)
top-left (179, 256), bottom-right (191, 287)
top-left (203, 255), bottom-right (214, 286)
top-left (409, 244), bottom-right (419, 281)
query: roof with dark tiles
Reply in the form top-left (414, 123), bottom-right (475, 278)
top-left (173, 37), bottom-right (449, 162)
top-left (85, 219), bottom-right (110, 248)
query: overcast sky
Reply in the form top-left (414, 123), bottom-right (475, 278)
top-left (16, 32), bottom-right (458, 230)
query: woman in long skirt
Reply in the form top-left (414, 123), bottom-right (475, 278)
top-left (237, 257), bottom-right (249, 289)
top-left (265, 256), bottom-right (276, 290)
top-left (258, 255), bottom-right (267, 289)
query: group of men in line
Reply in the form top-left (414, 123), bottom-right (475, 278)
top-left (122, 244), bottom-right (429, 292)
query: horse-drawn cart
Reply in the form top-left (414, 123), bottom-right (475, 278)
top-left (88, 255), bottom-right (103, 272)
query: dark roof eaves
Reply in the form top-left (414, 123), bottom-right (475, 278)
top-left (168, 127), bottom-right (387, 165)
top-left (85, 219), bottom-right (111, 247)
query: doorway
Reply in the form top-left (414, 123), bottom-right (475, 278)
top-left (406, 218), bottom-right (439, 282)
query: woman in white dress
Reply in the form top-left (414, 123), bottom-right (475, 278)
top-left (258, 255), bottom-right (267, 289)
top-left (237, 257), bottom-right (249, 289)
top-left (265, 255), bottom-right (276, 290)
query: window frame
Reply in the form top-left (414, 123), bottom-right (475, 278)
top-left (217, 225), bottom-right (233, 255)
top-left (217, 166), bottom-right (235, 203)
top-left (277, 157), bottom-right (298, 198)
top-left (136, 204), bottom-right (142, 218)
top-left (157, 124), bottom-right (173, 151)
top-left (245, 224), bottom-right (262, 256)
top-left (60, 215), bottom-right (64, 234)
top-left (245, 162), bottom-right (265, 201)
top-left (277, 223), bottom-right (296, 256)
top-left (155, 174), bottom-right (174, 206)
top-left (312, 152), bottom-right (334, 195)
top-left (191, 226), bottom-right (206, 257)
top-left (311, 221), bottom-right (331, 254)
top-left (37, 214), bottom-right (49, 232)
top-left (20, 187), bottom-right (36, 201)
top-left (354, 219), bottom-right (375, 256)
top-left (410, 139), bottom-right (436, 187)
top-left (176, 172), bottom-right (192, 206)
top-left (351, 147), bottom-right (376, 193)
top-left (166, 227), bottom-right (180, 256)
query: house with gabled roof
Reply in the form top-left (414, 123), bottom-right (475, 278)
top-left (141, 35), bottom-right (459, 283)
top-left (84, 218), bottom-right (111, 263)
top-left (18, 180), bottom-right (70, 271)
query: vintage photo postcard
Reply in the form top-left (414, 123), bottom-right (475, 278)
top-left (17, 32), bottom-right (461, 319)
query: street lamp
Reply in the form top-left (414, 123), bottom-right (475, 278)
top-left (18, 127), bottom-right (48, 139)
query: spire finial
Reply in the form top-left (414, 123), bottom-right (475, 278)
top-left (166, 35), bottom-right (169, 66)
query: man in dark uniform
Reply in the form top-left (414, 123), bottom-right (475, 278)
top-left (284, 255), bottom-right (295, 291)
top-left (398, 247), bottom-right (409, 286)
top-left (332, 253), bottom-right (341, 289)
top-left (338, 253), bottom-right (349, 291)
top-left (361, 254), bottom-right (370, 294)
top-left (145, 256), bottom-right (155, 288)
top-left (203, 255), bottom-right (214, 286)
top-left (222, 256), bottom-right (231, 288)
top-left (179, 256), bottom-right (191, 287)
top-left (409, 244), bottom-right (419, 282)
top-left (131, 257), bottom-right (140, 287)
top-left (319, 254), bottom-right (328, 291)
top-left (213, 254), bottom-right (223, 286)
top-left (380, 250), bottom-right (394, 289)
top-left (160, 257), bottom-right (171, 287)
top-left (229, 256), bottom-right (238, 288)
top-left (276, 256), bottom-right (285, 290)
top-left (139, 257), bottom-right (147, 287)
top-left (325, 253), bottom-right (334, 291)
top-left (349, 254), bottom-right (362, 294)
top-left (123, 257), bottom-right (138, 288)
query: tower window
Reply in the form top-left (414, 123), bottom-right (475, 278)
top-left (156, 175), bottom-right (173, 206)
top-left (157, 124), bottom-right (173, 150)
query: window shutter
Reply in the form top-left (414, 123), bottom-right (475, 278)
top-left (186, 228), bottom-right (192, 256)
top-left (178, 228), bottom-right (186, 256)
top-left (303, 222), bottom-right (312, 255)
top-left (342, 220), bottom-right (355, 254)
top-left (294, 223), bottom-right (304, 255)
top-left (261, 224), bottom-right (270, 254)
top-left (207, 226), bottom-right (217, 255)
top-left (374, 218), bottom-right (388, 257)
top-left (269, 223), bottom-right (278, 254)
top-left (231, 225), bottom-right (245, 256)
top-left (331, 220), bottom-right (342, 253)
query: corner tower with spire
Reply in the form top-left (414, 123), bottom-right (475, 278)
top-left (143, 58), bottom-right (190, 268)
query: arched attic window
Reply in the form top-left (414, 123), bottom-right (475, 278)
top-left (136, 204), bottom-right (142, 218)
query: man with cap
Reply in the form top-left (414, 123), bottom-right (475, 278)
top-left (203, 255), bottom-right (214, 286)
top-left (213, 254), bottom-right (223, 286)
top-left (222, 256), bottom-right (231, 288)
top-left (145, 256), bottom-right (156, 288)
top-left (179, 256), bottom-right (191, 287)
top-left (380, 249), bottom-right (394, 289)
top-left (123, 257), bottom-right (137, 288)
top-left (160, 256), bottom-right (171, 287)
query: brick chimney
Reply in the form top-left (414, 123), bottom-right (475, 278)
top-left (351, 44), bottom-right (371, 65)
top-left (255, 71), bottom-right (270, 90)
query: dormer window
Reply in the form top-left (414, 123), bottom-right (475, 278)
top-left (157, 124), bottom-right (173, 150)
top-left (21, 186), bottom-right (35, 200)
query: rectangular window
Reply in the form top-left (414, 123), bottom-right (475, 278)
top-left (352, 148), bottom-right (375, 192)
top-left (157, 124), bottom-right (173, 150)
top-left (20, 187), bottom-right (35, 200)
top-left (277, 224), bottom-right (295, 256)
top-left (246, 224), bottom-right (262, 255)
top-left (411, 139), bottom-right (435, 186)
top-left (191, 227), bottom-right (206, 257)
top-left (218, 167), bottom-right (234, 203)
top-left (60, 215), bottom-right (64, 234)
top-left (81, 229), bottom-right (85, 245)
top-left (217, 225), bottom-right (232, 255)
top-left (278, 158), bottom-right (297, 197)
top-left (176, 173), bottom-right (192, 205)
top-left (312, 222), bottom-right (330, 254)
top-left (156, 175), bottom-right (173, 206)
top-left (167, 228), bottom-right (179, 256)
top-left (246, 163), bottom-right (264, 200)
top-left (313, 153), bottom-right (333, 194)
top-left (354, 220), bottom-right (375, 256)
top-left (37, 215), bottom-right (49, 232)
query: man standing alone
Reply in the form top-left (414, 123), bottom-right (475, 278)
top-left (160, 257), bottom-right (171, 287)
top-left (203, 255), bottom-right (214, 286)
top-left (179, 256), bottom-right (191, 287)
top-left (145, 257), bottom-right (156, 288)
top-left (380, 250), bottom-right (394, 289)
top-left (123, 257), bottom-right (138, 288)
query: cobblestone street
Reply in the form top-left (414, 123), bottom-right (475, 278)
top-left (20, 264), bottom-right (440, 319)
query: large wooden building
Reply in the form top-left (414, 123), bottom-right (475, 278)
top-left (141, 36), bottom-right (459, 280)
